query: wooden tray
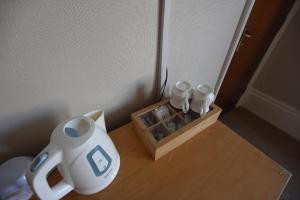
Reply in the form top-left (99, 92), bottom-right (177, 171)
top-left (131, 99), bottom-right (222, 160)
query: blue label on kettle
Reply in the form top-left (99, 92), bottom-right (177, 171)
top-left (87, 145), bottom-right (112, 177)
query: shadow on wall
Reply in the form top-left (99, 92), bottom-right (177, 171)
top-left (0, 102), bottom-right (69, 163)
top-left (105, 80), bottom-right (157, 131)
top-left (0, 83), bottom-right (157, 163)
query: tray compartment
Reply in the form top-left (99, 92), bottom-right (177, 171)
top-left (152, 104), bottom-right (177, 121)
top-left (179, 110), bottom-right (199, 122)
top-left (149, 123), bottom-right (170, 141)
top-left (179, 106), bottom-right (214, 122)
top-left (163, 115), bottom-right (187, 133)
top-left (140, 111), bottom-right (159, 127)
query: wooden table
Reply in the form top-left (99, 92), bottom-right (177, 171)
top-left (44, 121), bottom-right (290, 200)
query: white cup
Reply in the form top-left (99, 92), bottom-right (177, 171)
top-left (190, 84), bottom-right (215, 117)
top-left (170, 81), bottom-right (192, 113)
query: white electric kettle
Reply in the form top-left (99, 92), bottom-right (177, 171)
top-left (26, 110), bottom-right (120, 200)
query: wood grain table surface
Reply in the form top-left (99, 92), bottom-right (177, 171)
top-left (40, 121), bottom-right (291, 200)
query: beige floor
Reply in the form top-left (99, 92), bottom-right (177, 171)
top-left (220, 107), bottom-right (300, 200)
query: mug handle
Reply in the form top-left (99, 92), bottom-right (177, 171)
top-left (26, 144), bottom-right (73, 199)
top-left (206, 93), bottom-right (215, 113)
top-left (200, 93), bottom-right (215, 118)
top-left (199, 108), bottom-right (205, 118)
top-left (182, 95), bottom-right (190, 113)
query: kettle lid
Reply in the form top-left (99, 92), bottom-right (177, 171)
top-left (50, 116), bottom-right (95, 149)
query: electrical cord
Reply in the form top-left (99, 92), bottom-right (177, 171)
top-left (159, 67), bottom-right (168, 101)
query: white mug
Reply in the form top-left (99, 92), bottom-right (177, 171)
top-left (170, 81), bottom-right (192, 113)
top-left (190, 84), bottom-right (215, 117)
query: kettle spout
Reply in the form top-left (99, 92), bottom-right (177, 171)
top-left (84, 110), bottom-right (107, 132)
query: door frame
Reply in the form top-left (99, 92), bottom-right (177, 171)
top-left (214, 0), bottom-right (255, 97)
top-left (157, 0), bottom-right (255, 99)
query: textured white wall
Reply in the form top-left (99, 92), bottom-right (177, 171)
top-left (167, 0), bottom-right (246, 92)
top-left (0, 0), bottom-right (159, 161)
top-left (0, 0), bottom-right (246, 162)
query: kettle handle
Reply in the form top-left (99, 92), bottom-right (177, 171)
top-left (26, 144), bottom-right (73, 199)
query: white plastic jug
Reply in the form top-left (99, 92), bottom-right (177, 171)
top-left (26, 110), bottom-right (120, 200)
